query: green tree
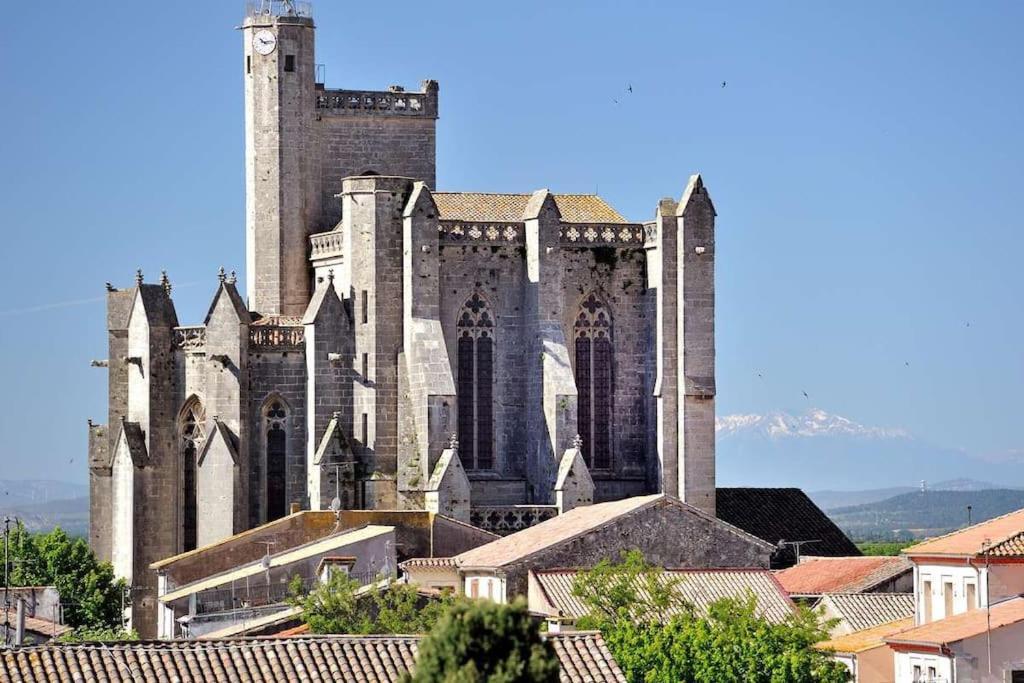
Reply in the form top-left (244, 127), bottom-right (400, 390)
top-left (56, 626), bottom-right (138, 643)
top-left (290, 573), bottom-right (456, 635)
top-left (404, 599), bottom-right (560, 683)
top-left (5, 524), bottom-right (125, 629)
top-left (572, 552), bottom-right (849, 683)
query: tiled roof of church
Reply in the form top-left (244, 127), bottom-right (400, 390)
top-left (432, 192), bottom-right (630, 224)
top-left (716, 488), bottom-right (861, 568)
top-left (0, 633), bottom-right (625, 683)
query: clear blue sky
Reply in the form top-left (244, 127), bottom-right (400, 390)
top-left (1, 1), bottom-right (1021, 483)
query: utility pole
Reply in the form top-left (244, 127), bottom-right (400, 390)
top-left (3, 516), bottom-right (11, 648)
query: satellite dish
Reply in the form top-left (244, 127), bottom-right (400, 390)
top-left (260, 553), bottom-right (271, 570)
top-left (330, 496), bottom-right (342, 512)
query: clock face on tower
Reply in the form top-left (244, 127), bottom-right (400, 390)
top-left (253, 29), bottom-right (277, 56)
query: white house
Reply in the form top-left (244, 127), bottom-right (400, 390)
top-left (903, 508), bottom-right (1024, 625)
top-left (882, 507), bottom-right (1024, 681)
top-left (885, 596), bottom-right (1024, 682)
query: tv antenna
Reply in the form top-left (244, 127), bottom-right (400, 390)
top-left (777, 539), bottom-right (820, 565)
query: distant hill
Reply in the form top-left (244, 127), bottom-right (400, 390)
top-left (828, 489), bottom-right (1024, 542)
top-left (809, 479), bottom-right (1004, 510)
top-left (0, 480), bottom-right (89, 537)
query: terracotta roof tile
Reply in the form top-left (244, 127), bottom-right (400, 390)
top-left (886, 596), bottom-right (1024, 647)
top-left (533, 568), bottom-right (795, 623)
top-left (775, 556), bottom-right (912, 596)
top-left (0, 633), bottom-right (624, 682)
top-left (903, 507), bottom-right (1024, 558)
top-left (815, 617), bottom-right (914, 654)
top-left (432, 192), bottom-right (629, 224)
top-left (548, 631), bottom-right (626, 683)
top-left (400, 557), bottom-right (457, 569)
top-left (817, 592), bottom-right (915, 632)
top-left (21, 615), bottom-right (73, 638)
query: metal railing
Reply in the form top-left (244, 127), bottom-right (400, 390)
top-left (245, 1), bottom-right (312, 19)
top-left (193, 570), bottom-right (377, 616)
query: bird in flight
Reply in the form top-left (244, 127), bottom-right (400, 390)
top-left (721, 81), bottom-right (727, 88)
top-left (802, 390), bottom-right (809, 398)
top-left (612, 98), bottom-right (619, 105)
top-left (627, 84), bottom-right (633, 93)
top-left (905, 361), bottom-right (910, 367)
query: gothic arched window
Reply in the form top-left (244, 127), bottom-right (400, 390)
top-left (456, 293), bottom-right (494, 470)
top-left (179, 398), bottom-right (206, 552)
top-left (265, 400), bottom-right (289, 521)
top-left (574, 293), bottom-right (613, 470)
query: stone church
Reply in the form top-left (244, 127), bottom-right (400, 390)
top-left (87, 1), bottom-right (716, 634)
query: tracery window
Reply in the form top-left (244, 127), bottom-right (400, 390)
top-left (456, 293), bottom-right (494, 470)
top-left (179, 398), bottom-right (206, 552)
top-left (265, 400), bottom-right (289, 522)
top-left (574, 293), bottom-right (613, 470)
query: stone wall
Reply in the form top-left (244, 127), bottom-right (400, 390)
top-left (438, 244), bottom-right (528, 503)
top-left (498, 498), bottom-right (770, 598)
top-left (316, 112), bottom-right (437, 230)
top-left (248, 349), bottom-right (308, 522)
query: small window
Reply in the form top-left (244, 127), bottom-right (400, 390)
top-left (943, 580), bottom-right (954, 617)
top-left (927, 667), bottom-right (936, 681)
top-left (912, 665), bottom-right (921, 682)
top-left (966, 582), bottom-right (977, 611)
top-left (361, 290), bottom-right (368, 324)
top-left (362, 353), bottom-right (369, 380)
top-left (284, 55), bottom-right (295, 72)
top-left (246, 55), bottom-right (251, 74)
top-left (361, 413), bottom-right (368, 446)
top-left (922, 580), bottom-right (932, 622)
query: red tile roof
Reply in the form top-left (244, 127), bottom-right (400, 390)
top-left (886, 597), bottom-right (1024, 647)
top-left (903, 507), bottom-right (1024, 558)
top-left (774, 556), bottom-right (912, 596)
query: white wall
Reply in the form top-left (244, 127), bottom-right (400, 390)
top-left (464, 574), bottom-right (507, 604)
top-left (915, 563), bottom-right (984, 624)
top-left (111, 437), bottom-right (134, 585)
top-left (894, 651), bottom-right (952, 682)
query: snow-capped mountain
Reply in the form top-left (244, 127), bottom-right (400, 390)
top-left (715, 409), bottom-right (1023, 491)
top-left (716, 409), bottom-right (909, 440)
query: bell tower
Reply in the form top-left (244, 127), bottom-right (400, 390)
top-left (243, 1), bottom-right (317, 317)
